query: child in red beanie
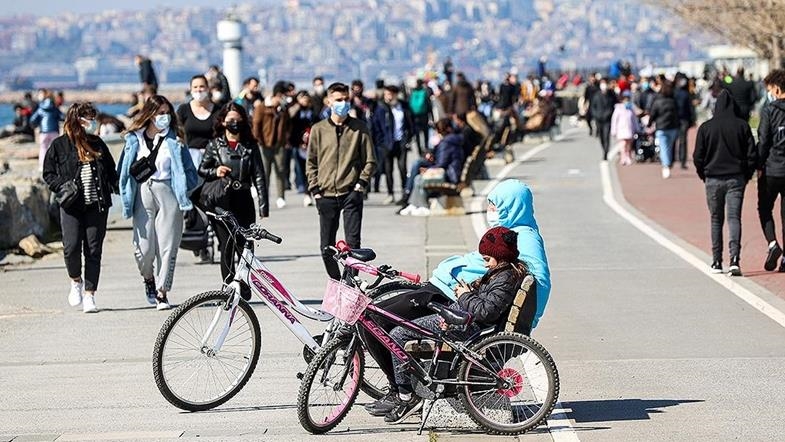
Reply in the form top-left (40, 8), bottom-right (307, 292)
top-left (381, 226), bottom-right (528, 424)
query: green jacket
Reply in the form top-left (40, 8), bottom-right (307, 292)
top-left (306, 116), bottom-right (376, 197)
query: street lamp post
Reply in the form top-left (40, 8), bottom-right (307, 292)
top-left (217, 16), bottom-right (243, 98)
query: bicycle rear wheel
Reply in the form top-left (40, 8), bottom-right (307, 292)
top-left (297, 336), bottom-right (364, 434)
top-left (152, 290), bottom-right (261, 411)
top-left (458, 332), bottom-right (558, 435)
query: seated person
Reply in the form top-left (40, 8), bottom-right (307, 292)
top-left (0, 104), bottom-right (34, 140)
top-left (364, 179), bottom-right (551, 417)
top-left (522, 95), bottom-right (555, 132)
top-left (454, 112), bottom-right (485, 160)
top-left (398, 118), bottom-right (464, 216)
top-left (380, 226), bottom-right (528, 424)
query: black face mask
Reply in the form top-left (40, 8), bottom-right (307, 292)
top-left (226, 122), bottom-right (241, 135)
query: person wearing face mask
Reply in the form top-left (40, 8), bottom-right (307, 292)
top-left (176, 75), bottom-right (220, 170)
top-left (306, 82), bottom-right (376, 280)
top-left (590, 78), bottom-right (618, 161)
top-left (43, 102), bottom-right (119, 313)
top-left (252, 81), bottom-right (292, 209)
top-left (311, 76), bottom-right (327, 120)
top-left (371, 85), bottom-right (415, 205)
top-left (199, 103), bottom-right (269, 285)
top-left (647, 80), bottom-right (681, 178)
top-left (119, 95), bottom-right (198, 310)
top-left (30, 88), bottom-right (64, 172)
top-left (361, 179), bottom-right (551, 416)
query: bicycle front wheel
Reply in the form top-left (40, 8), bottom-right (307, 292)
top-left (458, 332), bottom-right (559, 435)
top-left (152, 290), bottom-right (261, 411)
top-left (297, 336), bottom-right (364, 434)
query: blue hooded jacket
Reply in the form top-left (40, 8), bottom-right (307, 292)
top-left (430, 179), bottom-right (551, 328)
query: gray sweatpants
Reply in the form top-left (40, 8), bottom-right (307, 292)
top-left (133, 179), bottom-right (184, 292)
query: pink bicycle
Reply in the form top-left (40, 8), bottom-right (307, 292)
top-left (152, 208), bottom-right (420, 411)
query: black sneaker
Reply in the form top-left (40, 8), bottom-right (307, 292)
top-left (144, 278), bottom-right (157, 305)
top-left (779, 260), bottom-right (785, 273)
top-left (764, 242), bottom-right (782, 271)
top-left (383, 396), bottom-right (422, 424)
top-left (710, 261), bottom-right (723, 274)
top-left (364, 391), bottom-right (398, 417)
top-left (728, 257), bottom-right (742, 277)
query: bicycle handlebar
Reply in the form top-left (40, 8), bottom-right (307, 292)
top-left (325, 244), bottom-right (420, 283)
top-left (206, 208), bottom-right (283, 244)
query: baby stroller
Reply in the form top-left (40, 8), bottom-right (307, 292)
top-left (180, 207), bottom-right (217, 263)
top-left (634, 130), bottom-right (658, 163)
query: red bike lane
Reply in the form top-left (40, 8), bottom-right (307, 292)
top-left (615, 131), bottom-right (785, 299)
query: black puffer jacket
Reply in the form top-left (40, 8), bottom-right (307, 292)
top-left (456, 262), bottom-right (526, 326)
top-left (199, 137), bottom-right (269, 217)
top-left (757, 99), bottom-right (785, 177)
top-left (42, 134), bottom-right (118, 213)
top-left (648, 95), bottom-right (679, 130)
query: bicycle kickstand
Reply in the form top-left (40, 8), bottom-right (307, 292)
top-left (417, 384), bottom-right (444, 436)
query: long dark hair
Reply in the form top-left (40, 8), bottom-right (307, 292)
top-left (125, 95), bottom-right (183, 140)
top-left (63, 102), bottom-right (101, 162)
top-left (213, 102), bottom-right (255, 146)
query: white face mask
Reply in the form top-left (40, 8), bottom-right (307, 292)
top-left (192, 91), bottom-right (209, 102)
top-left (486, 210), bottom-right (500, 227)
top-left (212, 91), bottom-right (224, 102)
top-left (154, 114), bottom-right (170, 130)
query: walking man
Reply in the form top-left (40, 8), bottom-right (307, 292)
top-left (372, 85), bottom-right (414, 205)
top-left (307, 82), bottom-right (376, 280)
top-left (757, 69), bottom-right (785, 272)
top-left (590, 78), bottom-right (617, 160)
top-left (693, 90), bottom-right (757, 276)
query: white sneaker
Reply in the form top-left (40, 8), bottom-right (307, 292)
top-left (661, 167), bottom-right (671, 179)
top-left (82, 294), bottom-right (98, 313)
top-left (69, 279), bottom-right (83, 307)
top-left (156, 296), bottom-right (172, 311)
top-left (276, 198), bottom-right (287, 209)
top-left (412, 207), bottom-right (431, 217)
top-left (303, 195), bottom-right (312, 207)
top-left (398, 204), bottom-right (416, 216)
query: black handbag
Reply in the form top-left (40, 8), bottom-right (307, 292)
top-left (55, 177), bottom-right (80, 209)
top-left (130, 135), bottom-right (165, 183)
top-left (198, 177), bottom-right (232, 211)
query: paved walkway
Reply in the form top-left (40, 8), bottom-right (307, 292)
top-left (613, 129), bottom-right (785, 298)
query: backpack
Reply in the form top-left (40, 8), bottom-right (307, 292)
top-left (409, 88), bottom-right (428, 115)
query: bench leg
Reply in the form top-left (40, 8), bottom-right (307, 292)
top-left (429, 195), bottom-right (465, 216)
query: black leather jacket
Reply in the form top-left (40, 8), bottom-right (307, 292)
top-left (199, 137), bottom-right (269, 217)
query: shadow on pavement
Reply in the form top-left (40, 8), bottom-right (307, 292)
top-left (192, 403), bottom-right (298, 413)
top-left (257, 254), bottom-right (322, 262)
top-left (2, 265), bottom-right (65, 272)
top-left (562, 398), bottom-right (704, 423)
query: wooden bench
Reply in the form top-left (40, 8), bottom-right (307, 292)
top-left (422, 135), bottom-right (493, 215)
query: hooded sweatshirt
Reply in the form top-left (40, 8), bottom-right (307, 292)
top-left (693, 90), bottom-right (757, 181)
top-left (757, 98), bottom-right (785, 177)
top-left (430, 179), bottom-right (551, 328)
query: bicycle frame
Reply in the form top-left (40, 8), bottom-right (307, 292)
top-left (354, 304), bottom-right (505, 389)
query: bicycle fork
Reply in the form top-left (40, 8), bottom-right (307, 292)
top-left (200, 283), bottom-right (243, 356)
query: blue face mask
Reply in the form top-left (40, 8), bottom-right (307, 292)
top-left (625, 102), bottom-right (633, 110)
top-left (332, 100), bottom-right (351, 118)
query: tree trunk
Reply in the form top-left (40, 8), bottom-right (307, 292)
top-left (772, 36), bottom-right (783, 69)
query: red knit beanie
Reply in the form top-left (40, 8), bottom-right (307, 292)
top-left (478, 226), bottom-right (519, 263)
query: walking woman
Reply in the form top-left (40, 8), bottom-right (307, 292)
top-left (31, 88), bottom-right (64, 171)
top-left (118, 95), bottom-right (198, 310)
top-left (647, 81), bottom-right (680, 179)
top-left (199, 102), bottom-right (269, 286)
top-left (42, 102), bottom-right (118, 313)
top-left (177, 74), bottom-right (219, 262)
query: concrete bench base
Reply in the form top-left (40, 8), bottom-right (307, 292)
top-left (429, 195), bottom-right (466, 216)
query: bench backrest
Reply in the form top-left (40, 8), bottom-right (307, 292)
top-left (502, 274), bottom-right (537, 336)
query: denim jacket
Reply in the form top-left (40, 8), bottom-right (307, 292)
top-left (118, 129), bottom-right (198, 218)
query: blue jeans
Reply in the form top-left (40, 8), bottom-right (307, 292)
top-left (405, 159), bottom-right (433, 196)
top-left (655, 128), bottom-right (678, 167)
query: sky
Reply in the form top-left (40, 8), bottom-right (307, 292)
top-left (2, 0), bottom-right (243, 16)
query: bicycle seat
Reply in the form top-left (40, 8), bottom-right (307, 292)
top-left (427, 302), bottom-right (473, 326)
top-left (348, 248), bottom-right (376, 262)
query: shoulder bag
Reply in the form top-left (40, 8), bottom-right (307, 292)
top-left (129, 135), bottom-right (165, 183)
top-left (55, 166), bottom-right (81, 209)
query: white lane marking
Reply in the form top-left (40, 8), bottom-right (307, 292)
top-left (600, 161), bottom-right (785, 329)
top-left (469, 129), bottom-right (582, 442)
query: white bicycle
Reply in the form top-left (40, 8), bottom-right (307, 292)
top-left (152, 208), bottom-right (420, 411)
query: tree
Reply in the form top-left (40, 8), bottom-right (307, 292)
top-left (651, 0), bottom-right (785, 68)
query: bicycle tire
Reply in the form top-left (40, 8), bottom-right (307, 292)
top-left (297, 336), bottom-right (365, 434)
top-left (152, 290), bottom-right (261, 411)
top-left (457, 332), bottom-right (559, 435)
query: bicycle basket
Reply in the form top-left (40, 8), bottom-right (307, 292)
top-left (322, 279), bottom-right (371, 324)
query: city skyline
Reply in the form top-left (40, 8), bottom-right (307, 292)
top-left (2, 0), bottom-right (236, 16)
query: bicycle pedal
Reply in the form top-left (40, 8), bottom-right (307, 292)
top-left (296, 372), bottom-right (304, 380)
